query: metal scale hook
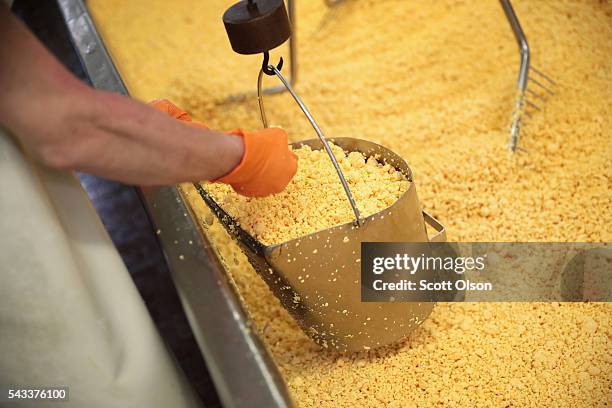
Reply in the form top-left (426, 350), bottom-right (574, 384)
top-left (257, 51), bottom-right (362, 226)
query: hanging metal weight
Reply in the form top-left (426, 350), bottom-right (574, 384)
top-left (223, 0), bottom-right (292, 55)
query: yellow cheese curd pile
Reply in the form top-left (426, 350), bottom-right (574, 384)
top-left (89, 0), bottom-right (611, 406)
top-left (207, 143), bottom-right (407, 245)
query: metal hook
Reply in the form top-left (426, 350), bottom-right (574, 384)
top-left (262, 51), bottom-right (283, 76)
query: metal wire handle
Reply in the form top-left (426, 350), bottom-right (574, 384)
top-left (257, 54), bottom-right (362, 225)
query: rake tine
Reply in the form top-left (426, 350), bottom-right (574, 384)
top-left (526, 88), bottom-right (547, 102)
top-left (525, 100), bottom-right (542, 111)
top-left (529, 77), bottom-right (556, 96)
top-left (515, 146), bottom-right (529, 153)
top-left (530, 66), bottom-right (557, 86)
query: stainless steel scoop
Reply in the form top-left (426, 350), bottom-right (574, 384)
top-left (194, 61), bottom-right (447, 352)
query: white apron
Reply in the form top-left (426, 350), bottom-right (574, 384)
top-left (0, 128), bottom-right (201, 408)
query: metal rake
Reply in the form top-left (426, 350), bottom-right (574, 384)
top-left (501, 0), bottom-right (557, 151)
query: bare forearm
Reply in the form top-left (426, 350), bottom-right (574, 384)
top-left (68, 90), bottom-right (243, 185)
top-left (0, 7), bottom-right (242, 185)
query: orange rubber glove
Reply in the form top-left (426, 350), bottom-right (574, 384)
top-left (150, 99), bottom-right (206, 127)
top-left (150, 99), bottom-right (298, 197)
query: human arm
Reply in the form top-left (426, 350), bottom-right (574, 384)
top-left (0, 6), bottom-right (296, 195)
